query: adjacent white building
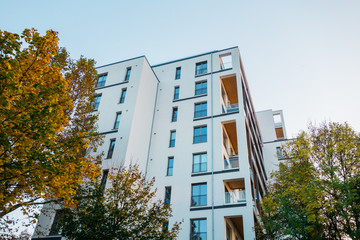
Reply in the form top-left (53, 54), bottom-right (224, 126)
top-left (33, 47), bottom-right (288, 240)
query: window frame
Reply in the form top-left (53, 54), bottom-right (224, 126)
top-left (167, 157), bottom-right (174, 176)
top-left (113, 112), bottom-right (122, 129)
top-left (107, 139), bottom-right (116, 159)
top-left (190, 218), bottom-right (207, 240)
top-left (96, 74), bottom-right (107, 87)
top-left (164, 186), bottom-right (172, 205)
top-left (169, 130), bottom-right (176, 147)
top-left (195, 61), bottom-right (207, 75)
top-left (192, 152), bottom-right (207, 173)
top-left (92, 94), bottom-right (102, 111)
top-left (193, 125), bottom-right (207, 144)
top-left (191, 183), bottom-right (207, 206)
top-left (100, 169), bottom-right (109, 189)
top-left (119, 88), bottom-right (127, 103)
top-left (173, 86), bottom-right (180, 100)
top-left (175, 67), bottom-right (181, 80)
top-left (171, 107), bottom-right (178, 122)
top-left (194, 102), bottom-right (207, 118)
top-left (124, 67), bottom-right (131, 81)
top-left (195, 80), bottom-right (207, 95)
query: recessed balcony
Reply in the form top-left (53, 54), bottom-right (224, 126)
top-left (222, 121), bottom-right (239, 170)
top-left (220, 74), bottom-right (239, 114)
top-left (224, 179), bottom-right (246, 204)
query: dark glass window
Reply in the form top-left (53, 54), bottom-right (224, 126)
top-left (169, 131), bottom-right (176, 147)
top-left (120, 88), bottom-right (127, 103)
top-left (193, 153), bottom-right (207, 173)
top-left (92, 95), bottom-right (102, 110)
top-left (107, 139), bottom-right (116, 159)
top-left (100, 169), bottom-right (109, 189)
top-left (167, 157), bottom-right (174, 176)
top-left (114, 112), bottom-right (121, 129)
top-left (194, 102), bottom-right (207, 118)
top-left (49, 210), bottom-right (64, 235)
top-left (125, 67), bottom-right (131, 81)
top-left (191, 183), bottom-right (207, 206)
top-left (163, 221), bottom-right (169, 233)
top-left (195, 81), bottom-right (207, 95)
top-left (164, 187), bottom-right (171, 205)
top-left (194, 126), bottom-right (207, 143)
top-left (174, 86), bottom-right (180, 100)
top-left (172, 107), bottom-right (178, 122)
top-left (195, 61), bottom-right (207, 75)
top-left (97, 74), bottom-right (107, 87)
top-left (175, 67), bottom-right (181, 79)
top-left (190, 219), bottom-right (207, 240)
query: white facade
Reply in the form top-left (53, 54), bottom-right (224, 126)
top-left (33, 47), bottom-right (288, 240)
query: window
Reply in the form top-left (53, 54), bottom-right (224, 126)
top-left (167, 157), bottom-right (174, 176)
top-left (171, 107), bottom-right (178, 122)
top-left (113, 112), bottom-right (121, 129)
top-left (190, 219), bottom-right (207, 240)
top-left (193, 153), bottom-right (207, 173)
top-left (164, 187), bottom-right (171, 205)
top-left (119, 88), bottom-right (127, 103)
top-left (194, 126), bottom-right (207, 143)
top-left (92, 95), bottom-right (102, 110)
top-left (191, 183), bottom-right (207, 206)
top-left (175, 67), bottom-right (181, 79)
top-left (169, 131), bottom-right (176, 147)
top-left (174, 86), bottom-right (180, 100)
top-left (49, 210), bottom-right (64, 235)
top-left (107, 139), bottom-right (116, 159)
top-left (162, 221), bottom-right (169, 233)
top-left (276, 147), bottom-right (282, 159)
top-left (275, 127), bottom-right (284, 139)
top-left (219, 53), bottom-right (232, 70)
top-left (97, 74), bottom-right (107, 87)
top-left (125, 67), bottom-right (131, 81)
top-left (194, 102), bottom-right (207, 118)
top-left (195, 81), bottom-right (207, 95)
top-left (100, 169), bottom-right (109, 189)
top-left (195, 61), bottom-right (207, 75)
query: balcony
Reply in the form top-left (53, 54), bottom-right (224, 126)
top-left (222, 121), bottom-right (239, 169)
top-left (220, 74), bottom-right (239, 114)
top-left (224, 155), bottom-right (239, 169)
top-left (224, 179), bottom-right (245, 205)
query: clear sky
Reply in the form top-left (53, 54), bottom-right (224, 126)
top-left (1, 0), bottom-right (359, 137)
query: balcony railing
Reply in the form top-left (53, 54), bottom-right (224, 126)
top-left (224, 156), bottom-right (239, 169)
top-left (225, 190), bottom-right (246, 204)
top-left (222, 103), bottom-right (239, 113)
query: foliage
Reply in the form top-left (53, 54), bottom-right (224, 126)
top-left (57, 165), bottom-right (181, 240)
top-left (258, 122), bottom-right (360, 240)
top-left (0, 28), bottom-right (103, 218)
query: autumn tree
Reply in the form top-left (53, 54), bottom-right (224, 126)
top-left (0, 29), bottom-right (102, 219)
top-left (55, 164), bottom-right (181, 240)
top-left (258, 122), bottom-right (360, 240)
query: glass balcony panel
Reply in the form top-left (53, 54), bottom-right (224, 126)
top-left (225, 190), bottom-right (246, 204)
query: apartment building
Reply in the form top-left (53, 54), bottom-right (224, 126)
top-left (33, 47), bottom-right (287, 240)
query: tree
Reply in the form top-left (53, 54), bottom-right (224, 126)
top-left (258, 122), bottom-right (360, 240)
top-left (0, 28), bottom-right (102, 218)
top-left (56, 164), bottom-right (181, 240)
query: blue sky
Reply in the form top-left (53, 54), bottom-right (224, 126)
top-left (1, 0), bottom-right (360, 137)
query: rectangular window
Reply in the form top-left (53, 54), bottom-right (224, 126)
top-left (191, 183), bottom-right (207, 206)
top-left (113, 112), bottom-right (121, 129)
top-left (100, 169), bottom-right (109, 189)
top-left (193, 153), bottom-right (207, 173)
top-left (276, 147), bottom-right (282, 159)
top-left (175, 67), bottom-right (181, 79)
top-left (167, 157), bottom-right (174, 176)
top-left (125, 67), bottom-right (131, 81)
top-left (162, 221), bottom-right (169, 233)
top-left (169, 131), bottom-right (176, 147)
top-left (92, 95), bottom-right (102, 110)
top-left (195, 61), bottom-right (207, 75)
top-left (97, 74), bottom-right (107, 87)
top-left (172, 107), bottom-right (178, 122)
top-left (195, 81), bottom-right (207, 95)
top-left (190, 219), bottom-right (207, 240)
top-left (275, 127), bottom-right (284, 139)
top-left (194, 126), bottom-right (207, 143)
top-left (49, 210), bottom-right (64, 235)
top-left (119, 88), bottom-right (127, 103)
top-left (194, 102), bottom-right (207, 118)
top-left (174, 86), bottom-right (180, 100)
top-left (107, 139), bottom-right (116, 159)
top-left (164, 186), bottom-right (172, 205)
